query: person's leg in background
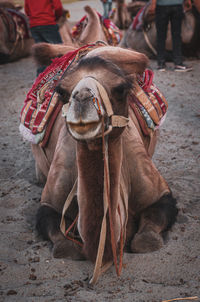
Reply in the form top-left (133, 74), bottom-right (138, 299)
top-left (108, 0), bottom-right (112, 18)
top-left (102, 1), bottom-right (109, 18)
top-left (170, 5), bottom-right (192, 71)
top-left (155, 5), bottom-right (170, 70)
top-left (38, 25), bottom-right (62, 44)
top-left (30, 25), bottom-right (63, 76)
top-left (170, 5), bottom-right (183, 66)
top-left (170, 5), bottom-right (192, 72)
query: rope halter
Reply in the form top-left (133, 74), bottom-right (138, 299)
top-left (61, 77), bottom-right (129, 284)
top-left (62, 76), bottom-right (129, 137)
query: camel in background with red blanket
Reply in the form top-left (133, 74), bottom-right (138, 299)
top-left (120, 0), bottom-right (200, 59)
top-left (0, 0), bottom-right (33, 63)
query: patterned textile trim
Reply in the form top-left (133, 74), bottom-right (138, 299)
top-left (71, 15), bottom-right (87, 38)
top-left (19, 42), bottom-right (106, 145)
top-left (132, 6), bottom-right (145, 30)
top-left (71, 12), bottom-right (122, 46)
top-left (129, 69), bottom-right (168, 136)
top-left (19, 124), bottom-right (45, 144)
top-left (102, 18), bottom-right (122, 46)
top-left (7, 8), bottom-right (31, 40)
top-left (109, 8), bottom-right (116, 19)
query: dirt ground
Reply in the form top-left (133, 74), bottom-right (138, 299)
top-left (0, 1), bottom-right (200, 301)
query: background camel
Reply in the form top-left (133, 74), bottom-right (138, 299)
top-left (120, 1), bottom-right (200, 59)
top-left (0, 0), bottom-right (33, 63)
top-left (0, 3), bottom-right (107, 63)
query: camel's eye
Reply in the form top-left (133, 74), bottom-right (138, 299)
top-left (112, 82), bottom-right (132, 101)
top-left (55, 85), bottom-right (70, 104)
top-left (114, 83), bottom-right (125, 96)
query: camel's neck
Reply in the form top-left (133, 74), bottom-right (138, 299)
top-left (76, 137), bottom-right (123, 263)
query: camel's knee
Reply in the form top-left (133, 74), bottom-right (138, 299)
top-left (131, 193), bottom-right (178, 253)
top-left (139, 193), bottom-right (178, 233)
top-left (36, 205), bottom-right (62, 241)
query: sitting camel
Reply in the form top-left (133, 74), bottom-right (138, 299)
top-left (120, 1), bottom-right (200, 59)
top-left (0, 0), bottom-right (33, 63)
top-left (21, 43), bottom-right (178, 283)
top-left (59, 5), bottom-right (122, 48)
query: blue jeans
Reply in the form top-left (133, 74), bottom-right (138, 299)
top-left (30, 24), bottom-right (62, 44)
top-left (30, 24), bottom-right (63, 75)
top-left (155, 5), bottom-right (184, 65)
top-left (102, 1), bottom-right (112, 19)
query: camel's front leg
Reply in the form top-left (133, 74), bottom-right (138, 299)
top-left (131, 193), bottom-right (178, 253)
top-left (34, 126), bottom-right (84, 260)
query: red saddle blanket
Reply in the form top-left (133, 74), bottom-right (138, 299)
top-left (19, 42), bottom-right (106, 146)
top-left (129, 69), bottom-right (168, 135)
top-left (19, 46), bottom-right (168, 146)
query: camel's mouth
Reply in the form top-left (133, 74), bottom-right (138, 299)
top-left (67, 120), bottom-right (103, 140)
top-left (68, 121), bottom-right (100, 134)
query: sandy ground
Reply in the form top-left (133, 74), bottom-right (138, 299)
top-left (0, 1), bottom-right (200, 301)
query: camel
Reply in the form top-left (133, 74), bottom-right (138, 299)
top-left (120, 1), bottom-right (200, 59)
top-left (31, 5), bottom-right (123, 73)
top-left (0, 0), bottom-right (33, 63)
top-left (70, 5), bottom-right (122, 46)
top-left (31, 5), bottom-right (122, 73)
top-left (58, 5), bottom-right (123, 48)
top-left (23, 43), bottom-right (178, 283)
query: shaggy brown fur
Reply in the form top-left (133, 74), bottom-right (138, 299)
top-left (31, 43), bottom-right (76, 67)
top-left (32, 43), bottom-right (149, 76)
top-left (32, 44), bottom-right (177, 270)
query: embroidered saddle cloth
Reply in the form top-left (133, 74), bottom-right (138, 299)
top-left (129, 69), bottom-right (168, 136)
top-left (19, 42), bottom-right (106, 146)
top-left (19, 46), bottom-right (167, 146)
top-left (0, 8), bottom-right (31, 42)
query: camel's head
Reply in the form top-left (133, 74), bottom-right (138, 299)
top-left (55, 46), bottom-right (149, 142)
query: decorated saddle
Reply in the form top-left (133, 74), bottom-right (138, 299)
top-left (132, 3), bottom-right (155, 31)
top-left (19, 44), bottom-right (168, 147)
top-left (19, 42), bottom-right (106, 146)
top-left (0, 8), bottom-right (31, 42)
top-left (129, 69), bottom-right (168, 135)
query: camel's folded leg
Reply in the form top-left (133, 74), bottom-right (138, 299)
top-left (131, 193), bottom-right (178, 253)
top-left (36, 205), bottom-right (85, 260)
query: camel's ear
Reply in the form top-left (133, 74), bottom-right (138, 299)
top-left (31, 43), bottom-right (77, 66)
top-left (85, 46), bottom-right (149, 75)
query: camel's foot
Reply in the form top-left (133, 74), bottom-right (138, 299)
top-left (53, 238), bottom-right (85, 260)
top-left (130, 230), bottom-right (164, 253)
